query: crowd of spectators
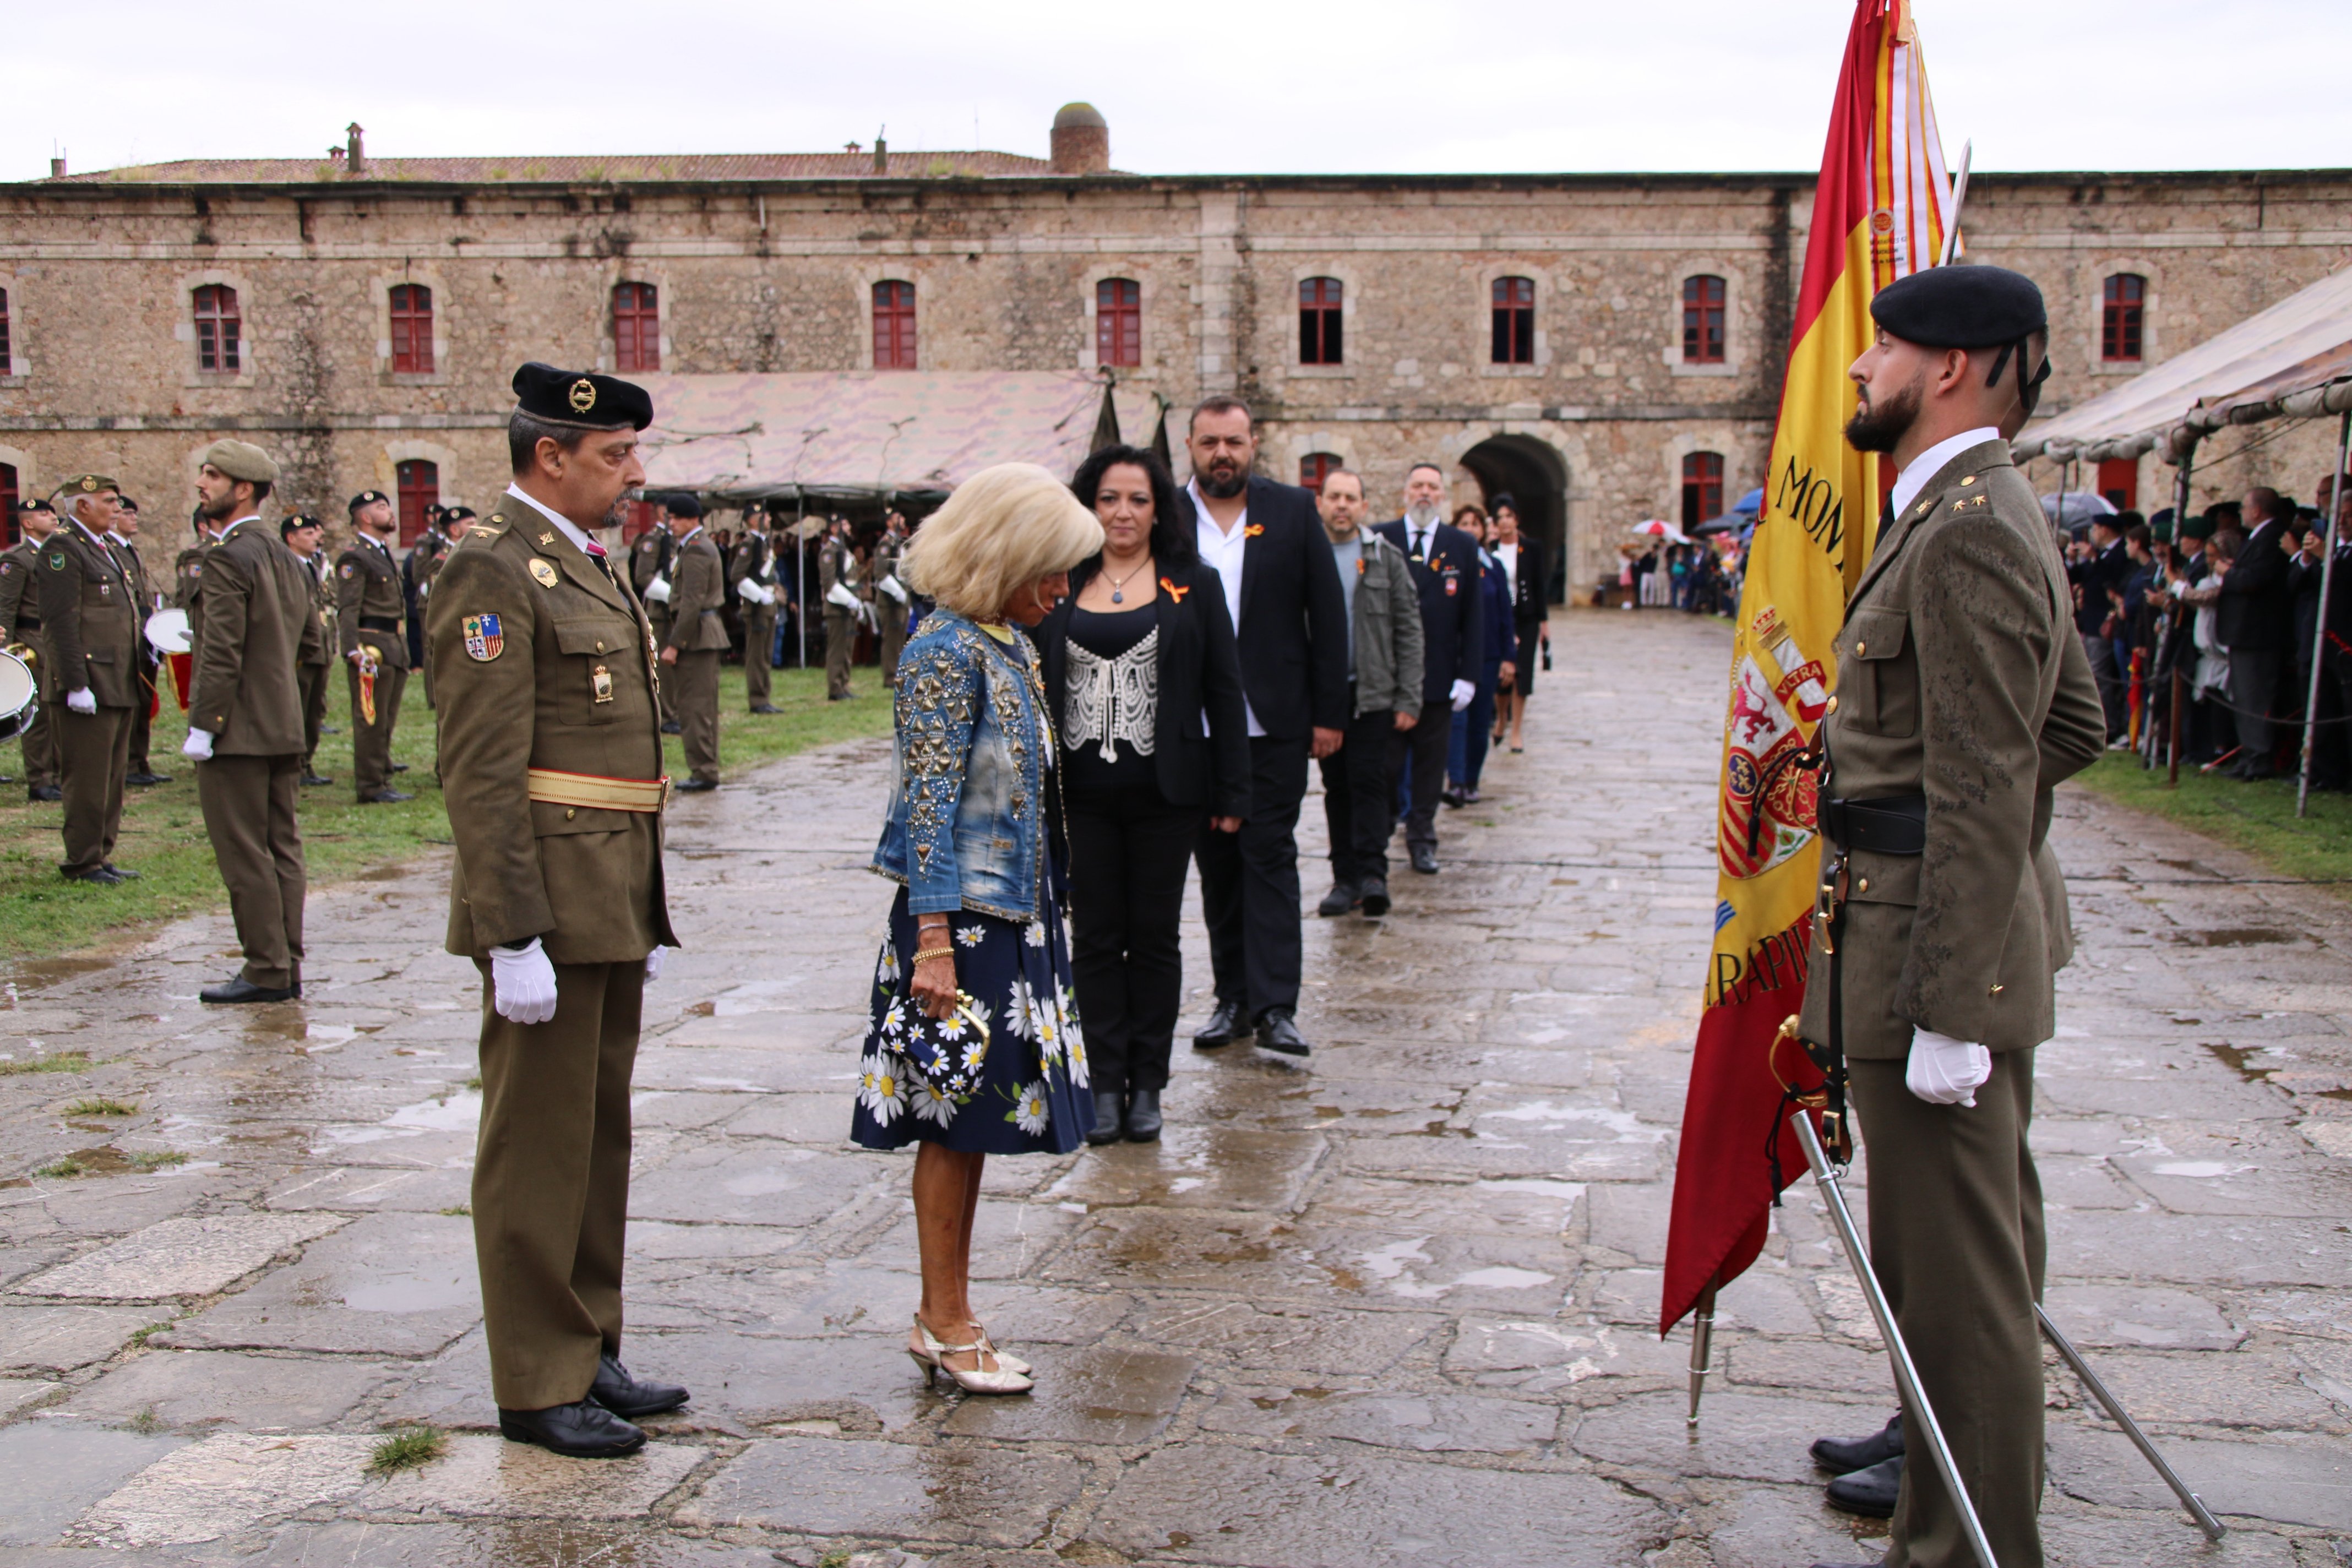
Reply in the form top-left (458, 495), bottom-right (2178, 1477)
top-left (1616, 539), bottom-right (1739, 616)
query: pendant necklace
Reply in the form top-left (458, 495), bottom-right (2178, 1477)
top-left (1103, 554), bottom-right (1151, 605)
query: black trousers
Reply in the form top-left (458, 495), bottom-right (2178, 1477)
top-left (1390, 698), bottom-right (1452, 851)
top-left (1068, 783), bottom-right (1198, 1093)
top-left (2229, 646), bottom-right (2282, 760)
top-left (1197, 731), bottom-right (1308, 1017)
top-left (1319, 706), bottom-right (1396, 889)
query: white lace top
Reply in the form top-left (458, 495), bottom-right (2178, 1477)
top-left (1063, 625), bottom-right (1159, 763)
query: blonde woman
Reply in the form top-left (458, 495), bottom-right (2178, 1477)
top-left (861, 462), bottom-right (1104, 1395)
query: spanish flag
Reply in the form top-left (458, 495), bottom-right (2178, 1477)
top-left (1662, 0), bottom-right (1954, 1341)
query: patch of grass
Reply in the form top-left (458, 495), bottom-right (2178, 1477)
top-left (2069, 754), bottom-right (2352, 890)
top-left (461, 1075), bottom-right (482, 1091)
top-left (437, 1204), bottom-right (471, 1217)
top-left (367, 1425), bottom-right (448, 1475)
top-left (123, 1406), bottom-right (164, 1435)
top-left (129, 1321), bottom-right (173, 1347)
top-left (124, 1150), bottom-right (188, 1172)
top-left (63, 1097), bottom-right (137, 1117)
top-left (817, 1550), bottom-right (856, 1568)
top-left (32, 1156), bottom-right (86, 1179)
top-left (0, 1052), bottom-right (93, 1076)
top-left (0, 666), bottom-right (889, 965)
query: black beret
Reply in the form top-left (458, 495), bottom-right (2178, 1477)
top-left (442, 505), bottom-right (476, 521)
top-left (279, 514), bottom-right (323, 538)
top-left (663, 492), bottom-right (704, 519)
top-left (349, 490), bottom-right (389, 513)
top-left (1870, 264), bottom-right (2047, 349)
top-left (118, 496), bottom-right (140, 511)
top-left (511, 361), bottom-right (654, 432)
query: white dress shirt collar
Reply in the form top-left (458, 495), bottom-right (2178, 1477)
top-left (1186, 478), bottom-right (1265, 738)
top-left (503, 482), bottom-right (601, 556)
top-left (1890, 426), bottom-right (2001, 523)
top-left (215, 514), bottom-right (266, 544)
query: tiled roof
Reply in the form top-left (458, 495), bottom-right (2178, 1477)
top-left (54, 150), bottom-right (1071, 185)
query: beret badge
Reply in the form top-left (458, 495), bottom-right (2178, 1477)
top-left (569, 378), bottom-right (597, 414)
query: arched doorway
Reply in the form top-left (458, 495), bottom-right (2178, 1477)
top-left (1460, 435), bottom-right (1569, 603)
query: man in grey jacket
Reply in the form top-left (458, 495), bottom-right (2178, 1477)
top-left (1314, 469), bottom-right (1424, 918)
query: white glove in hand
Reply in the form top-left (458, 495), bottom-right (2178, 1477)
top-left (181, 728), bottom-right (216, 761)
top-left (66, 687), bottom-right (97, 715)
top-left (878, 574), bottom-right (910, 604)
top-left (734, 578), bottom-right (772, 607)
top-left (644, 945), bottom-right (667, 982)
top-left (489, 937), bottom-right (559, 1025)
top-left (645, 574), bottom-right (672, 605)
top-left (1449, 678), bottom-right (1477, 712)
top-left (1907, 1026), bottom-right (1992, 1107)
top-left (825, 580), bottom-right (861, 612)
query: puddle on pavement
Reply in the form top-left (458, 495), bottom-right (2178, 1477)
top-left (2171, 928), bottom-right (2299, 946)
top-left (9, 956), bottom-right (115, 987)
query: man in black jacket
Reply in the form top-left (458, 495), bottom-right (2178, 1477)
top-left (2220, 487), bottom-right (2296, 778)
top-left (1181, 397), bottom-right (1349, 1058)
top-left (2068, 514), bottom-right (2130, 742)
top-left (1373, 463), bottom-right (1483, 873)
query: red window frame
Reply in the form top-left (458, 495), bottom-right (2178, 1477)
top-left (613, 281), bottom-right (660, 373)
top-left (1, 462), bottom-right (18, 547)
top-left (194, 284), bottom-right (241, 373)
top-left (2102, 275), bottom-right (2145, 364)
top-left (2096, 457), bottom-right (2139, 511)
top-left (1491, 276), bottom-right (1535, 365)
top-left (1681, 452), bottom-right (1724, 530)
top-left (1683, 275), bottom-right (1727, 364)
top-left (0, 286), bottom-right (10, 372)
top-left (1299, 277), bottom-right (1343, 366)
top-left (622, 498), bottom-right (664, 543)
top-left (1299, 454), bottom-right (1341, 496)
top-left (873, 280), bottom-right (917, 370)
top-left (1097, 278), bottom-right (1141, 368)
top-left (395, 459), bottom-right (439, 548)
top-left (389, 283), bottom-right (433, 374)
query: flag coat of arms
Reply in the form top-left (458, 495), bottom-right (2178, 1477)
top-left (462, 613), bottom-right (504, 662)
top-left (1662, 0), bottom-right (1954, 1340)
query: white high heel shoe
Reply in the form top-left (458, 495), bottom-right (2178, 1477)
top-left (970, 1322), bottom-right (1030, 1376)
top-left (907, 1317), bottom-right (1032, 1395)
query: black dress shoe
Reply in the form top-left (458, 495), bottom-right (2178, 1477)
top-left (1811, 1413), bottom-right (1902, 1473)
top-left (301, 772), bottom-right (334, 787)
top-left (826, 692), bottom-right (853, 702)
top-left (1316, 881), bottom-right (1359, 917)
top-left (357, 788), bottom-right (415, 804)
top-left (1440, 786), bottom-right (1466, 809)
top-left (1086, 1089), bottom-right (1125, 1145)
top-left (28, 785), bottom-right (62, 802)
top-left (200, 976), bottom-right (299, 1004)
top-left (126, 771), bottom-right (171, 787)
top-left (499, 1398), bottom-right (646, 1457)
top-left (62, 867), bottom-right (128, 885)
top-left (749, 704), bottom-right (782, 715)
top-left (1410, 843), bottom-right (1439, 875)
top-left (589, 1353), bottom-right (689, 1418)
top-left (102, 865), bottom-right (140, 880)
top-left (1826, 1454), bottom-right (1902, 1518)
top-left (1124, 1087), bottom-right (1163, 1142)
top-left (389, 761), bottom-right (410, 773)
top-left (1193, 998), bottom-right (1248, 1049)
top-left (1359, 877), bottom-right (1391, 917)
top-left (1256, 1009), bottom-right (1310, 1057)
top-left (676, 777), bottom-right (719, 793)
top-left (661, 720), bottom-right (684, 734)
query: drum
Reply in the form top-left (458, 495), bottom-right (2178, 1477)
top-left (0, 647), bottom-right (35, 743)
top-left (144, 608), bottom-right (192, 655)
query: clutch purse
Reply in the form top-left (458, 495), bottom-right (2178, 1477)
top-left (899, 989), bottom-right (991, 1099)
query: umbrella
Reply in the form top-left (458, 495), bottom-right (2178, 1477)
top-left (1632, 520), bottom-right (1689, 541)
top-left (1690, 487), bottom-right (1764, 538)
top-left (2040, 491), bottom-right (2118, 527)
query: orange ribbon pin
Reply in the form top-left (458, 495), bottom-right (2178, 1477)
top-left (1244, 524), bottom-right (1265, 537)
top-left (1159, 576), bottom-right (1189, 602)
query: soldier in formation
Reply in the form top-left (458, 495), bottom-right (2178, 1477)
top-left (729, 509), bottom-right (782, 714)
top-left (39, 475), bottom-right (143, 884)
top-left (281, 514), bottom-right (336, 787)
top-left (658, 493), bottom-right (725, 792)
top-left (872, 509), bottom-right (911, 685)
top-left (820, 516), bottom-right (870, 701)
top-left (107, 494), bottom-right (170, 787)
top-left (1, 498), bottom-right (62, 801)
top-left (630, 503), bottom-right (679, 731)
top-left (337, 489), bottom-right (413, 803)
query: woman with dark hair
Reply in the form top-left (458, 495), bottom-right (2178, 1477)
top-left (1040, 444), bottom-right (1250, 1145)
top-left (1488, 494), bottom-right (1547, 753)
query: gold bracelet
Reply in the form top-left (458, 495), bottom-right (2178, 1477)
top-left (911, 945), bottom-right (957, 965)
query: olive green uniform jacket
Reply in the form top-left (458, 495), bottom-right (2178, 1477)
top-left (36, 522), bottom-right (141, 707)
top-left (335, 537), bottom-right (411, 669)
top-left (174, 542), bottom-right (211, 612)
top-left (187, 517), bottom-right (325, 754)
top-left (1796, 439), bottom-right (2106, 1059)
top-left (662, 530), bottom-right (730, 652)
top-left (0, 539), bottom-right (46, 666)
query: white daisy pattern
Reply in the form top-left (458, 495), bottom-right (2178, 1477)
top-left (911, 1076), bottom-right (958, 1127)
top-left (875, 945), bottom-right (901, 989)
top-left (1023, 920), bottom-right (1047, 949)
top-left (954, 924), bottom-right (986, 949)
top-left (1004, 974), bottom-right (1039, 1041)
top-left (1011, 1080), bottom-right (1050, 1136)
top-left (860, 1053), bottom-right (907, 1126)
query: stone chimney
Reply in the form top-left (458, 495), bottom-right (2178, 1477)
top-left (873, 133), bottom-right (888, 175)
top-left (346, 123), bottom-right (366, 177)
top-left (1049, 103), bottom-right (1109, 176)
top-left (49, 155), bottom-right (65, 179)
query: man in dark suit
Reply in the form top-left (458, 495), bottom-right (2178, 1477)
top-left (1373, 463), bottom-right (1482, 874)
top-left (2068, 514), bottom-right (2130, 742)
top-left (1181, 396), bottom-right (1349, 1058)
top-left (2219, 486), bottom-right (2296, 778)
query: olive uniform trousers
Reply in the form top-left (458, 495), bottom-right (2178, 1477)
top-left (197, 753), bottom-right (306, 989)
top-left (823, 607), bottom-right (856, 698)
top-left (56, 705), bottom-right (132, 875)
top-left (298, 661), bottom-right (330, 776)
top-left (673, 649), bottom-right (722, 783)
top-left (877, 600), bottom-right (908, 687)
top-left (1850, 1048), bottom-right (2046, 1568)
top-left (348, 660), bottom-right (408, 798)
top-left (15, 630), bottom-right (57, 792)
top-left (127, 657), bottom-right (159, 775)
top-left (742, 605), bottom-right (776, 708)
top-left (471, 958), bottom-right (643, 1411)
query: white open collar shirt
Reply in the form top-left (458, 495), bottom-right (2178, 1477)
top-left (1189, 478), bottom-right (1266, 737)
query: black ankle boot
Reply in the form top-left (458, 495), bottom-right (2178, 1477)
top-left (1124, 1087), bottom-right (1163, 1142)
top-left (1086, 1088), bottom-right (1125, 1145)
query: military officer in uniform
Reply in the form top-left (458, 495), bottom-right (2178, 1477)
top-left (729, 509), bottom-right (782, 714)
top-left (1799, 266), bottom-right (2106, 1568)
top-left (2, 498), bottom-right (62, 801)
top-left (659, 494), bottom-right (726, 791)
top-left (819, 516), bottom-right (867, 701)
top-left (174, 509), bottom-right (219, 611)
top-left (39, 475), bottom-right (143, 884)
top-left (107, 496), bottom-right (170, 787)
top-left (181, 442), bottom-right (323, 1004)
top-left (281, 515), bottom-right (336, 786)
top-left (429, 361), bottom-right (685, 1458)
top-left (871, 509), bottom-right (911, 685)
top-left (630, 501), bottom-right (679, 732)
top-left (338, 489), bottom-right (413, 803)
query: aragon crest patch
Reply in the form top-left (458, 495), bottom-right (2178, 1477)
top-left (462, 613), bottom-right (504, 662)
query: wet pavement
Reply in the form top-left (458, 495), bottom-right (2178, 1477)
top-left (3, 608), bottom-right (2349, 1567)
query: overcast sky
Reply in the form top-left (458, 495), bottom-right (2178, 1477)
top-left (9, 1), bottom-right (2349, 183)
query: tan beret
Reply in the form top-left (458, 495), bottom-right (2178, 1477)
top-left (196, 439), bottom-right (280, 484)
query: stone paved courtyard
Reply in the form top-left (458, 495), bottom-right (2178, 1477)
top-left (2, 609), bottom-right (2348, 1567)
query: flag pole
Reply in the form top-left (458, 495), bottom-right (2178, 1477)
top-left (2297, 407), bottom-right (2350, 817)
top-left (1685, 1275), bottom-right (1720, 1426)
top-left (1938, 139), bottom-right (1973, 267)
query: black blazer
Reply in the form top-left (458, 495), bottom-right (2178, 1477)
top-left (2218, 518), bottom-right (2294, 654)
top-left (1373, 518), bottom-right (1484, 703)
top-left (1502, 534), bottom-right (1548, 624)
top-left (1039, 557), bottom-right (1251, 816)
top-left (1171, 476), bottom-right (1350, 738)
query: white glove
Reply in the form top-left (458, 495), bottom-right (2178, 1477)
top-left (825, 580), bottom-right (861, 612)
top-left (644, 945), bottom-right (668, 982)
top-left (1449, 678), bottom-right (1477, 712)
top-left (878, 574), bottom-right (909, 604)
top-left (644, 574), bottom-right (671, 605)
top-left (1907, 1026), bottom-right (1992, 1107)
top-left (67, 687), bottom-right (97, 715)
top-left (181, 728), bottom-right (215, 761)
top-left (736, 578), bottom-right (775, 607)
top-left (489, 937), bottom-right (559, 1026)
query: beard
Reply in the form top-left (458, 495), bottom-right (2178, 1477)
top-left (198, 489), bottom-right (240, 522)
top-left (1197, 462), bottom-right (1246, 501)
top-left (1404, 501), bottom-right (1440, 528)
top-left (1844, 374), bottom-right (1924, 454)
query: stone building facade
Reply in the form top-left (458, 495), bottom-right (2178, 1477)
top-left (2, 108), bottom-right (2347, 597)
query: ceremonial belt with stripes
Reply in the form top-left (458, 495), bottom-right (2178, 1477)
top-left (525, 768), bottom-right (670, 813)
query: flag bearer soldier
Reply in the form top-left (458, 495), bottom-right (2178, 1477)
top-left (339, 490), bottom-right (414, 803)
top-left (630, 501), bottom-right (679, 731)
top-left (107, 496), bottom-right (170, 787)
top-left (181, 442), bottom-right (323, 1004)
top-left (429, 362), bottom-right (687, 1457)
top-left (2, 499), bottom-right (62, 801)
top-left (872, 509), bottom-right (911, 685)
top-left (38, 475), bottom-right (143, 883)
top-left (1799, 266), bottom-right (2106, 1568)
top-left (281, 515), bottom-right (336, 786)
top-left (729, 510), bottom-right (782, 714)
top-left (660, 493), bottom-right (725, 792)
top-left (819, 516), bottom-right (866, 700)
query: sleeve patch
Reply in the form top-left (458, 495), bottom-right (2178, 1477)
top-left (462, 613), bottom-right (504, 661)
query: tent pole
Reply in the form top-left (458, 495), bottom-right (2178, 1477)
top-left (796, 491), bottom-right (809, 671)
top-left (2297, 408), bottom-right (2350, 818)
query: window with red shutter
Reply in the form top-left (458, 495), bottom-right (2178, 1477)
top-left (1491, 276), bottom-right (1535, 365)
top-left (194, 285), bottom-right (241, 373)
top-left (0, 287), bottom-right (11, 372)
top-left (389, 284), bottom-right (433, 374)
top-left (2102, 275), bottom-right (2145, 363)
top-left (2096, 458), bottom-right (2138, 511)
top-left (873, 281), bottom-right (917, 370)
top-left (1, 462), bottom-right (18, 547)
top-left (1097, 279), bottom-right (1141, 367)
top-left (395, 460), bottom-right (439, 547)
top-left (1683, 275), bottom-right (1727, 364)
top-left (613, 282), bottom-right (660, 373)
top-left (1681, 452), bottom-right (1724, 529)
top-left (1299, 454), bottom-right (1341, 496)
top-left (1299, 277), bottom-right (1343, 366)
